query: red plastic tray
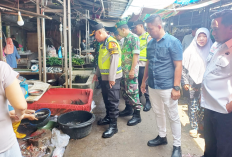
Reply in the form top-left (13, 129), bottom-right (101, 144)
top-left (27, 88), bottom-right (93, 115)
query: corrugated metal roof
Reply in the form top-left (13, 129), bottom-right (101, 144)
top-left (103, 0), bottom-right (129, 18)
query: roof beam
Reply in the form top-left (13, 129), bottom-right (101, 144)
top-left (0, 3), bottom-right (52, 19)
top-left (44, 9), bottom-right (63, 13)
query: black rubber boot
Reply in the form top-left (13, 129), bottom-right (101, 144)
top-left (143, 98), bottom-right (151, 112)
top-left (97, 115), bottom-right (110, 125)
top-left (119, 104), bottom-right (133, 117)
top-left (127, 109), bottom-right (141, 126)
top-left (102, 118), bottom-right (118, 138)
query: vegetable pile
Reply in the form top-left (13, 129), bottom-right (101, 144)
top-left (46, 57), bottom-right (62, 66)
top-left (72, 58), bottom-right (85, 66)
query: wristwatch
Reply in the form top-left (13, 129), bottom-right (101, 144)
top-left (173, 86), bottom-right (180, 91)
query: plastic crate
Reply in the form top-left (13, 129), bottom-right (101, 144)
top-left (27, 88), bottom-right (93, 115)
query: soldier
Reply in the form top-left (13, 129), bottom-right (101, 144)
top-left (116, 20), bottom-right (142, 126)
top-left (132, 20), bottom-right (152, 112)
top-left (92, 23), bottom-right (122, 138)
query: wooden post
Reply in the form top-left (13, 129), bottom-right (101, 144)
top-left (36, 0), bottom-right (42, 81)
top-left (0, 12), bottom-right (3, 61)
top-left (68, 0), bottom-right (72, 88)
top-left (79, 30), bottom-right (81, 55)
top-left (42, 10), bottom-right (47, 82)
top-left (63, 0), bottom-right (68, 88)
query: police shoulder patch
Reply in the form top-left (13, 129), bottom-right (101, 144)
top-left (108, 42), bottom-right (118, 54)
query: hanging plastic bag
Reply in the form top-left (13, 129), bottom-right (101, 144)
top-left (58, 46), bottom-right (62, 58)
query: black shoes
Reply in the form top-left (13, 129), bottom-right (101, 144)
top-left (171, 146), bottom-right (182, 157)
top-left (119, 104), bottom-right (133, 117)
top-left (147, 135), bottom-right (168, 147)
top-left (148, 135), bottom-right (181, 157)
top-left (127, 109), bottom-right (141, 126)
top-left (143, 98), bottom-right (151, 112)
top-left (102, 118), bottom-right (118, 138)
top-left (97, 115), bottom-right (110, 125)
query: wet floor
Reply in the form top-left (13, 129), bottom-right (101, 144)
top-left (64, 89), bottom-right (204, 157)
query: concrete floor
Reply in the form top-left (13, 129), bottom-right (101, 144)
top-left (64, 89), bottom-right (204, 157)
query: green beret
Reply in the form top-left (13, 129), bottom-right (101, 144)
top-left (115, 20), bottom-right (128, 28)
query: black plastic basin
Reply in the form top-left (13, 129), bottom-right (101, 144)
top-left (58, 111), bottom-right (95, 139)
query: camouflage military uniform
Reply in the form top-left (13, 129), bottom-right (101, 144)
top-left (121, 32), bottom-right (142, 110)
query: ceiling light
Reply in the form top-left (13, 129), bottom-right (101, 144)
top-left (17, 11), bottom-right (24, 26)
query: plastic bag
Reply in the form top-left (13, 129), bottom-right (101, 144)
top-left (90, 101), bottom-right (96, 112)
top-left (51, 128), bottom-right (70, 148)
top-left (52, 147), bottom-right (65, 157)
top-left (47, 46), bottom-right (57, 57)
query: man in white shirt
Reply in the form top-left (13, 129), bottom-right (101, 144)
top-left (201, 10), bottom-right (232, 157)
top-left (182, 25), bottom-right (200, 51)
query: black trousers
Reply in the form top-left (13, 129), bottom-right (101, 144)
top-left (101, 78), bottom-right (121, 119)
top-left (138, 66), bottom-right (149, 99)
top-left (204, 108), bottom-right (232, 157)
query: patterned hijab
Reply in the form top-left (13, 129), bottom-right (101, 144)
top-left (4, 38), bottom-right (14, 55)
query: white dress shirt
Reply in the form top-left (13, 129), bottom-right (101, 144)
top-left (201, 38), bottom-right (232, 114)
top-left (182, 34), bottom-right (194, 51)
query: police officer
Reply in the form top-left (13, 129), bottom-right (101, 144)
top-left (92, 23), bottom-right (122, 138)
top-left (132, 20), bottom-right (152, 112)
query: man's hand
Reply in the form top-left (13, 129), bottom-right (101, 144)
top-left (93, 74), bottom-right (98, 83)
top-left (226, 101), bottom-right (232, 113)
top-left (17, 59), bottom-right (21, 63)
top-left (171, 89), bottom-right (181, 100)
top-left (129, 70), bottom-right (135, 80)
top-left (141, 82), bottom-right (146, 94)
top-left (109, 81), bottom-right (115, 88)
top-left (184, 84), bottom-right (190, 91)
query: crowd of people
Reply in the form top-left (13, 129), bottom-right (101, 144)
top-left (92, 9), bottom-right (232, 157)
top-left (0, 8), bottom-right (232, 157)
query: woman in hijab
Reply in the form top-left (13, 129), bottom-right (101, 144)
top-left (4, 38), bottom-right (20, 68)
top-left (182, 28), bottom-right (213, 137)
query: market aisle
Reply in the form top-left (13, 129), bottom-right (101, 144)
top-left (64, 89), bottom-right (204, 157)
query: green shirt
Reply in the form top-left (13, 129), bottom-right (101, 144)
top-left (121, 32), bottom-right (140, 77)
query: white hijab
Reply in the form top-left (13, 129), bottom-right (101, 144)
top-left (183, 28), bottom-right (213, 84)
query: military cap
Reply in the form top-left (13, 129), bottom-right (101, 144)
top-left (90, 23), bottom-right (104, 36)
top-left (115, 20), bottom-right (128, 29)
top-left (131, 20), bottom-right (144, 27)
